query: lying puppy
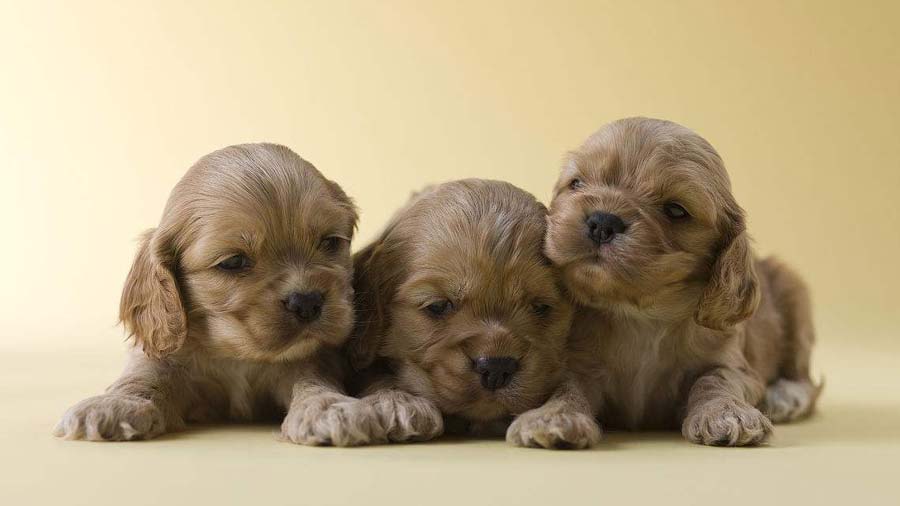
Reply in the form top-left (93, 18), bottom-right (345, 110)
top-left (348, 179), bottom-right (579, 443)
top-left (55, 143), bottom-right (377, 446)
top-left (509, 117), bottom-right (820, 448)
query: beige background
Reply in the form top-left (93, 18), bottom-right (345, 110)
top-left (1, 1), bottom-right (898, 505)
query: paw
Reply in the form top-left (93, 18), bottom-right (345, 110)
top-left (506, 408), bottom-right (601, 450)
top-left (682, 399), bottom-right (773, 446)
top-left (764, 379), bottom-right (819, 423)
top-left (281, 394), bottom-right (385, 447)
top-left (365, 390), bottom-right (444, 443)
top-left (54, 394), bottom-right (165, 441)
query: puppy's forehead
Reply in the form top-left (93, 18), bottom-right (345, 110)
top-left (571, 118), bottom-right (730, 189)
top-left (411, 246), bottom-right (557, 306)
top-left (407, 182), bottom-right (546, 266)
top-left (172, 143), bottom-right (354, 250)
top-left (398, 179), bottom-right (554, 300)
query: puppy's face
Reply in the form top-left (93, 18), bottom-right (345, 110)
top-left (356, 181), bottom-right (572, 421)
top-left (121, 144), bottom-right (358, 361)
top-left (546, 118), bottom-right (758, 328)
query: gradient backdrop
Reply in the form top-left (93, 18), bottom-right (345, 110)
top-left (1, 1), bottom-right (898, 505)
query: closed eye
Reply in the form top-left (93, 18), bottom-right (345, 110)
top-left (422, 299), bottom-right (454, 318)
top-left (320, 235), bottom-right (348, 254)
top-left (530, 302), bottom-right (552, 318)
top-left (663, 202), bottom-right (690, 220)
top-left (217, 254), bottom-right (252, 272)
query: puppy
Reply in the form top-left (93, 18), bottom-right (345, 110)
top-left (347, 179), bottom-right (582, 444)
top-left (509, 118), bottom-right (820, 448)
top-left (55, 143), bottom-right (378, 446)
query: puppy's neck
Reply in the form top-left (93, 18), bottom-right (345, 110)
top-left (593, 301), bottom-right (700, 345)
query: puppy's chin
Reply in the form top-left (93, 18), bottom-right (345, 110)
top-left (429, 382), bottom-right (525, 423)
top-left (202, 309), bottom-right (352, 362)
top-left (561, 260), bottom-right (627, 307)
top-left (459, 381), bottom-right (555, 421)
top-left (546, 230), bottom-right (640, 309)
top-left (553, 238), bottom-right (704, 321)
top-left (398, 361), bottom-right (555, 423)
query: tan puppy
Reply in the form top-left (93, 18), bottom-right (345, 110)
top-left (509, 118), bottom-right (820, 448)
top-left (348, 179), bottom-right (580, 443)
top-left (55, 143), bottom-right (379, 446)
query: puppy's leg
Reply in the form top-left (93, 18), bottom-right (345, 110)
top-left (506, 378), bottom-right (601, 450)
top-left (758, 258), bottom-right (823, 423)
top-left (682, 366), bottom-right (773, 446)
top-left (280, 375), bottom-right (386, 447)
top-left (54, 354), bottom-right (186, 441)
top-left (358, 376), bottom-right (444, 443)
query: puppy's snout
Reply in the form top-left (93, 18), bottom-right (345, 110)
top-left (586, 211), bottom-right (627, 245)
top-left (474, 356), bottom-right (519, 391)
top-left (282, 291), bottom-right (325, 322)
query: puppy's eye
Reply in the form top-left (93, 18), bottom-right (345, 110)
top-left (319, 236), bottom-right (345, 254)
top-left (531, 302), bottom-right (552, 318)
top-left (423, 299), bottom-right (454, 318)
top-left (663, 203), bottom-right (690, 220)
top-left (569, 178), bottom-right (584, 190)
top-left (217, 254), bottom-right (251, 272)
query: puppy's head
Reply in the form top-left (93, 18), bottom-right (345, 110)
top-left (547, 118), bottom-right (759, 330)
top-left (120, 144), bottom-right (358, 361)
top-left (353, 180), bottom-right (572, 422)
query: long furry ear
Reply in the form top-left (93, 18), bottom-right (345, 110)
top-left (346, 240), bottom-right (395, 371)
top-left (323, 178), bottom-right (360, 238)
top-left (119, 228), bottom-right (187, 358)
top-left (694, 214), bottom-right (760, 331)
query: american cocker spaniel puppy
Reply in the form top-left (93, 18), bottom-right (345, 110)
top-left (55, 143), bottom-right (379, 446)
top-left (509, 117), bottom-right (820, 448)
top-left (347, 179), bottom-right (580, 444)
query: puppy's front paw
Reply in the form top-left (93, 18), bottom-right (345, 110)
top-left (281, 394), bottom-right (385, 447)
top-left (506, 407), bottom-right (601, 450)
top-left (54, 394), bottom-right (165, 441)
top-left (365, 390), bottom-right (444, 443)
top-left (682, 399), bottom-right (773, 446)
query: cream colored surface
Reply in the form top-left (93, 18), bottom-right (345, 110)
top-left (1, 1), bottom-right (898, 504)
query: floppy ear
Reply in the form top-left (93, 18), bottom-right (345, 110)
top-left (119, 228), bottom-right (187, 358)
top-left (323, 178), bottom-right (360, 238)
top-left (346, 240), bottom-right (396, 371)
top-left (694, 214), bottom-right (760, 331)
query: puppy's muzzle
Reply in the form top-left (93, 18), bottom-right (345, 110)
top-left (282, 291), bottom-right (325, 322)
top-left (586, 211), bottom-right (627, 245)
top-left (474, 356), bottom-right (519, 391)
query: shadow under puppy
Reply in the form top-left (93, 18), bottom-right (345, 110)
top-left (55, 143), bottom-right (380, 445)
top-left (347, 179), bottom-right (584, 444)
top-left (510, 117), bottom-right (821, 448)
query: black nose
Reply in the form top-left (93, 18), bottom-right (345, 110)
top-left (586, 211), bottom-right (627, 245)
top-left (474, 357), bottom-right (519, 391)
top-left (282, 291), bottom-right (324, 322)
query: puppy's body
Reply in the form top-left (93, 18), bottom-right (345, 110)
top-left (348, 180), bottom-right (586, 444)
top-left (568, 257), bottom-right (815, 431)
top-left (511, 118), bottom-right (819, 448)
top-left (56, 144), bottom-right (378, 445)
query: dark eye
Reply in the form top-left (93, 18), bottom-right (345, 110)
top-left (531, 302), bottom-right (552, 318)
top-left (569, 178), bottom-right (584, 190)
top-left (663, 203), bottom-right (690, 220)
top-left (217, 254), bottom-right (251, 272)
top-left (319, 236), bottom-right (344, 254)
top-left (424, 299), bottom-right (454, 318)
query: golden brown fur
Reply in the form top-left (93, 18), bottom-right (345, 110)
top-left (54, 143), bottom-right (381, 445)
top-left (347, 180), bottom-right (580, 444)
top-left (510, 118), bottom-right (820, 448)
